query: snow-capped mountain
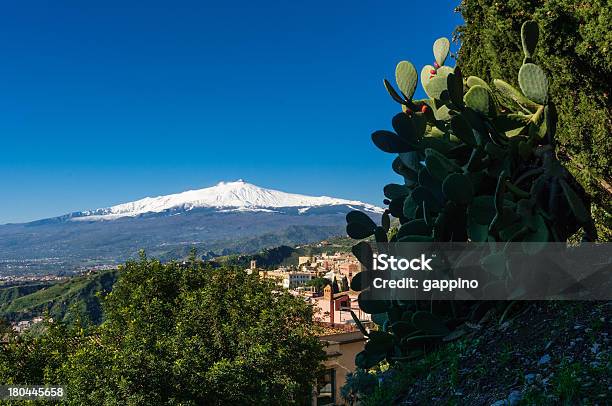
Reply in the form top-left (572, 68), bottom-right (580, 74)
top-left (74, 180), bottom-right (382, 221)
top-left (0, 181), bottom-right (382, 273)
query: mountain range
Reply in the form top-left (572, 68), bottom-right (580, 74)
top-left (0, 180), bottom-right (381, 274)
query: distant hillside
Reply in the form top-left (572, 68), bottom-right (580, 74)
top-left (0, 269), bottom-right (118, 324)
top-left (0, 236), bottom-right (359, 327)
top-left (0, 181), bottom-right (381, 275)
top-left (154, 224), bottom-right (345, 262)
top-left (0, 282), bottom-right (54, 304)
top-left (212, 235), bottom-right (357, 269)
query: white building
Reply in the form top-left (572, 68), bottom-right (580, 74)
top-left (282, 271), bottom-right (314, 289)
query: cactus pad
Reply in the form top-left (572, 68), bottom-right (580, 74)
top-left (383, 79), bottom-right (408, 104)
top-left (442, 173), bottom-right (474, 205)
top-left (346, 221), bottom-right (375, 239)
top-left (436, 65), bottom-right (454, 78)
top-left (466, 76), bottom-right (490, 90)
top-left (395, 61), bottom-right (418, 100)
top-left (518, 63), bottom-right (548, 105)
top-left (397, 219), bottom-right (432, 237)
top-left (384, 183), bottom-right (411, 199)
top-left (346, 210), bottom-right (377, 228)
top-left (450, 115), bottom-right (476, 146)
top-left (434, 105), bottom-right (452, 121)
top-left (424, 76), bottom-right (448, 100)
top-left (492, 79), bottom-right (540, 110)
top-left (521, 20), bottom-right (539, 59)
top-left (433, 37), bottom-right (450, 67)
top-left (420, 64), bottom-right (435, 90)
top-left (371, 130), bottom-right (413, 153)
top-left (351, 241), bottom-right (373, 269)
top-left (463, 85), bottom-right (490, 115)
top-left (425, 154), bottom-right (450, 181)
top-left (392, 112), bottom-right (423, 144)
top-left (447, 69), bottom-right (464, 107)
top-left (559, 178), bottom-right (589, 223)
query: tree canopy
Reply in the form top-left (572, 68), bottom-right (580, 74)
top-left (456, 0), bottom-right (611, 241)
top-left (0, 255), bottom-right (325, 405)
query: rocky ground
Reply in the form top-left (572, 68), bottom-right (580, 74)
top-left (362, 301), bottom-right (611, 405)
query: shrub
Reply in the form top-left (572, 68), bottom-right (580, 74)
top-left (0, 255), bottom-right (325, 405)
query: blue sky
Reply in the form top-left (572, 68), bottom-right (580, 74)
top-left (0, 1), bottom-right (462, 224)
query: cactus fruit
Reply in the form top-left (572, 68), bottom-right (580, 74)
top-left (347, 21), bottom-right (596, 371)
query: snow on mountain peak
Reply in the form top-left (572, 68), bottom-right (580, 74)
top-left (75, 180), bottom-right (383, 220)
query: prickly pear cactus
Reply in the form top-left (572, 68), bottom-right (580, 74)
top-left (346, 21), bottom-right (597, 370)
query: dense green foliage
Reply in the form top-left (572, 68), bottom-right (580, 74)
top-left (0, 271), bottom-right (117, 325)
top-left (305, 277), bottom-right (332, 293)
top-left (344, 20), bottom-right (596, 371)
top-left (0, 283), bottom-right (52, 306)
top-left (456, 0), bottom-right (612, 241)
top-left (213, 236), bottom-right (356, 269)
top-left (212, 245), bottom-right (298, 268)
top-left (0, 256), bottom-right (325, 405)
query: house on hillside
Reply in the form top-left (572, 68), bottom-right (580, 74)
top-left (312, 328), bottom-right (367, 405)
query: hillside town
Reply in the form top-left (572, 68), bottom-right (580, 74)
top-left (250, 252), bottom-right (372, 404)
top-left (250, 252), bottom-right (370, 326)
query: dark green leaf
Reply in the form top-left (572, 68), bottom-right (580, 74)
top-left (397, 219), bottom-right (432, 238)
top-left (442, 173), bottom-right (474, 205)
top-left (351, 241), bottom-right (373, 268)
top-left (384, 183), bottom-right (411, 199)
top-left (450, 115), bottom-right (476, 146)
top-left (346, 222), bottom-right (375, 239)
top-left (358, 292), bottom-right (391, 314)
top-left (371, 130), bottom-right (413, 153)
top-left (346, 210), bottom-right (377, 228)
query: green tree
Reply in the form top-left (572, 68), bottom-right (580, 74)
top-left (455, 0), bottom-right (612, 241)
top-left (306, 277), bottom-right (331, 293)
top-left (0, 256), bottom-right (325, 405)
